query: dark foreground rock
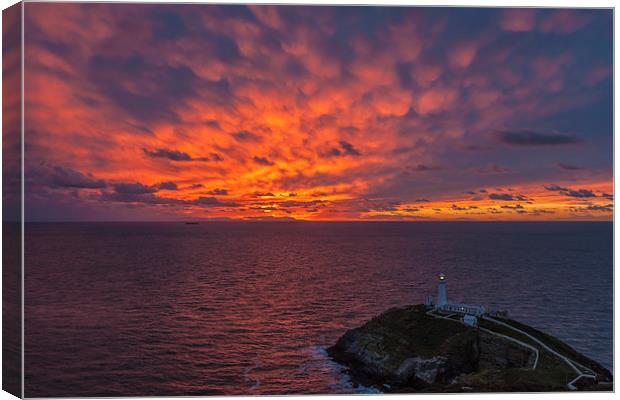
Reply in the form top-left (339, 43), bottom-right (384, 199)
top-left (327, 305), bottom-right (612, 393)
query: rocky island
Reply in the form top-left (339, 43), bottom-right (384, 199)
top-left (328, 275), bottom-right (613, 393)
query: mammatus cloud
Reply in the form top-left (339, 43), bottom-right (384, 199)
top-left (538, 9), bottom-right (594, 34)
top-left (499, 9), bottom-right (594, 34)
top-left (499, 9), bottom-right (537, 32)
top-left (22, 5), bottom-right (612, 221)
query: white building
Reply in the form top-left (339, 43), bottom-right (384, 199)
top-left (440, 302), bottom-right (486, 317)
top-left (433, 273), bottom-right (486, 317)
top-left (463, 314), bottom-right (478, 326)
top-left (437, 273), bottom-right (447, 306)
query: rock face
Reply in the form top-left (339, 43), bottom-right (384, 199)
top-left (327, 305), bottom-right (611, 392)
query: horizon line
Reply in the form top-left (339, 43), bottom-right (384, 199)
top-left (15, 219), bottom-right (614, 223)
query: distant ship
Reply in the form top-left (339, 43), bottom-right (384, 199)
top-left (184, 222), bottom-right (199, 225)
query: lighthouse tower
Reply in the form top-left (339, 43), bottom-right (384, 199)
top-left (437, 273), bottom-right (448, 307)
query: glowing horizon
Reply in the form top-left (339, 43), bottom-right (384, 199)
top-left (20, 5), bottom-right (613, 221)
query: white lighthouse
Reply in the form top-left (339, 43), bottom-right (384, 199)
top-left (437, 273), bottom-right (448, 307)
top-left (431, 273), bottom-right (486, 317)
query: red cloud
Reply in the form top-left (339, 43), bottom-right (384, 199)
top-left (499, 9), bottom-right (537, 32)
top-left (448, 40), bottom-right (479, 68)
top-left (21, 4), bottom-right (612, 221)
top-left (539, 10), bottom-right (592, 34)
top-left (415, 87), bottom-right (458, 115)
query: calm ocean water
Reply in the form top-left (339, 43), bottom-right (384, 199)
top-left (24, 222), bottom-right (612, 396)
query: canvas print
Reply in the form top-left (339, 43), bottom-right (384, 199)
top-left (2, 3), bottom-right (614, 397)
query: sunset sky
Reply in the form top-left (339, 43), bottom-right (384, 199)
top-left (22, 5), bottom-right (613, 221)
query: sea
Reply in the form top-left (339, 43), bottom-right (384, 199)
top-left (23, 221), bottom-right (613, 396)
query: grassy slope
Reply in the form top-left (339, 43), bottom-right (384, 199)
top-left (437, 313), bottom-right (578, 390)
top-left (494, 317), bottom-right (611, 378)
top-left (332, 305), bottom-right (610, 392)
top-left (479, 317), bottom-right (576, 380)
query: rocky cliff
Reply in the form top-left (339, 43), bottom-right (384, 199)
top-left (327, 305), bottom-right (612, 392)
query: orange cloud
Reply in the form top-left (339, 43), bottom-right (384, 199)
top-left (21, 4), bottom-right (612, 222)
